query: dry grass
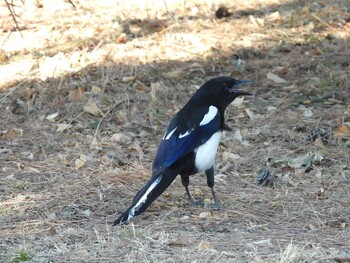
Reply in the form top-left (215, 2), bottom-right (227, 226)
top-left (1, 0), bottom-right (350, 262)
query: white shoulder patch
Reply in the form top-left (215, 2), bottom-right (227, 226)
top-left (163, 127), bottom-right (177, 140)
top-left (199, 106), bottom-right (218, 126)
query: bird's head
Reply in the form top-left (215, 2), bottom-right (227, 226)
top-left (198, 76), bottom-right (253, 109)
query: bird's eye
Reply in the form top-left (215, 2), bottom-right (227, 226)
top-left (222, 83), bottom-right (230, 91)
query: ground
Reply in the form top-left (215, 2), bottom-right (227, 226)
top-left (0, 0), bottom-right (350, 262)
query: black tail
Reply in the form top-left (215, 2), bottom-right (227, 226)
top-left (113, 169), bottom-right (178, 225)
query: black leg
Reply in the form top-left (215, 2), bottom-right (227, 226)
top-left (205, 167), bottom-right (222, 210)
top-left (181, 175), bottom-right (203, 206)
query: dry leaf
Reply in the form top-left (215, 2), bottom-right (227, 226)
top-left (3, 128), bottom-right (22, 141)
top-left (334, 125), bottom-right (350, 138)
top-left (83, 102), bottom-right (102, 116)
top-left (21, 87), bottom-right (39, 100)
top-left (303, 108), bottom-right (313, 118)
top-left (198, 212), bottom-right (211, 218)
top-left (234, 129), bottom-right (243, 143)
top-left (250, 15), bottom-right (264, 27)
top-left (121, 76), bottom-right (136, 82)
top-left (81, 209), bottom-right (92, 217)
top-left (69, 87), bottom-right (85, 102)
top-left (90, 137), bottom-right (102, 150)
top-left (315, 187), bottom-right (325, 199)
top-left (222, 152), bottom-right (241, 162)
top-left (289, 153), bottom-right (313, 169)
top-left (75, 154), bottom-right (87, 170)
top-left (133, 80), bottom-right (151, 93)
top-left (282, 84), bottom-right (298, 91)
top-left (164, 70), bottom-right (185, 79)
top-left (91, 86), bottom-right (102, 95)
top-left (314, 151), bottom-right (324, 162)
top-left (99, 155), bottom-right (111, 166)
top-left (198, 240), bottom-right (212, 251)
top-left (56, 123), bottom-right (72, 132)
top-left (231, 97), bottom-right (245, 109)
top-left (46, 112), bottom-right (59, 122)
top-left (116, 33), bottom-right (127, 44)
top-left (267, 72), bottom-right (287, 83)
top-left (265, 11), bottom-right (281, 22)
top-left (111, 133), bottom-right (131, 144)
top-left (245, 108), bottom-right (255, 120)
top-left (314, 137), bottom-right (324, 147)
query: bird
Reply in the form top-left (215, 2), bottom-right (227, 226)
top-left (114, 76), bottom-right (252, 225)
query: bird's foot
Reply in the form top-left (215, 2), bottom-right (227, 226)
top-left (189, 198), bottom-right (204, 207)
top-left (212, 201), bottom-right (222, 211)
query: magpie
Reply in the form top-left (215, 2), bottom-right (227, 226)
top-left (114, 76), bottom-right (252, 225)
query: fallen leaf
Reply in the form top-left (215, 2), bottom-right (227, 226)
top-left (69, 87), bottom-right (85, 102)
top-left (231, 97), bottom-right (246, 109)
top-left (288, 153), bottom-right (313, 170)
top-left (99, 155), bottom-right (111, 166)
top-left (234, 129), bottom-right (243, 143)
top-left (198, 240), bottom-right (212, 251)
top-left (314, 137), bottom-right (324, 147)
top-left (81, 209), bottom-right (92, 217)
top-left (75, 154), bottom-right (87, 170)
top-left (245, 108), bottom-right (255, 120)
top-left (91, 86), bottom-right (102, 95)
top-left (250, 15), bottom-right (264, 27)
top-left (265, 11), bottom-right (281, 22)
top-left (198, 212), bottom-right (211, 218)
top-left (267, 72), bottom-right (287, 83)
top-left (116, 33), bottom-right (127, 43)
top-left (315, 187), bottom-right (325, 199)
top-left (122, 76), bottom-right (136, 82)
top-left (282, 84), bottom-right (298, 91)
top-left (111, 133), bottom-right (131, 144)
top-left (90, 137), bottom-right (102, 150)
top-left (267, 106), bottom-right (277, 112)
top-left (56, 123), bottom-right (72, 132)
top-left (334, 125), bottom-right (350, 138)
top-left (3, 128), bottom-right (22, 141)
top-left (313, 151), bottom-right (324, 162)
top-left (303, 108), bottom-right (313, 118)
top-left (46, 112), bottom-right (59, 122)
top-left (309, 224), bottom-right (317, 230)
top-left (83, 102), bottom-right (102, 116)
top-left (21, 87), bottom-right (39, 100)
top-left (222, 152), bottom-right (241, 162)
top-left (164, 70), bottom-right (185, 79)
top-left (133, 80), bottom-right (151, 93)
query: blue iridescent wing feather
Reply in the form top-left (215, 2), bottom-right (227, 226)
top-left (152, 108), bottom-right (221, 175)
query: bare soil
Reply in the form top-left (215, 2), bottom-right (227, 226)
top-left (1, 0), bottom-right (350, 262)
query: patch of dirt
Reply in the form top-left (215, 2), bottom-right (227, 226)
top-left (1, 0), bottom-right (350, 262)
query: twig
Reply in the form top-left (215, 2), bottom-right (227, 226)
top-left (67, 0), bottom-right (76, 8)
top-left (311, 13), bottom-right (336, 30)
top-left (4, 0), bottom-right (23, 37)
top-left (162, 0), bottom-right (175, 21)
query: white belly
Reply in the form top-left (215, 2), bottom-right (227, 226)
top-left (194, 131), bottom-right (221, 172)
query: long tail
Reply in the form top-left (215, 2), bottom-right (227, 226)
top-left (113, 169), bottom-right (178, 225)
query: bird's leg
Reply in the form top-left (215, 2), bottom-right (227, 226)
top-left (206, 167), bottom-right (222, 210)
top-left (181, 175), bottom-right (203, 206)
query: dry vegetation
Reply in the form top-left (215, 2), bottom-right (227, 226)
top-left (1, 0), bottom-right (350, 262)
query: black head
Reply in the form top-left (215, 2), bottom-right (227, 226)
top-left (197, 76), bottom-right (252, 109)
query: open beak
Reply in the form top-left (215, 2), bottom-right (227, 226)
top-left (230, 79), bottom-right (253, 96)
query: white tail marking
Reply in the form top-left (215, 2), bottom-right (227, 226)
top-left (127, 176), bottom-right (162, 221)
